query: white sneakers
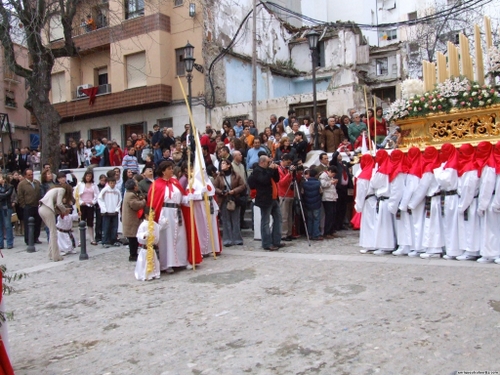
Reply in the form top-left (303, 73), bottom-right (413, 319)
top-left (477, 257), bottom-right (494, 263)
top-left (420, 253), bottom-right (441, 259)
top-left (373, 249), bottom-right (392, 255)
top-left (442, 255), bottom-right (456, 260)
top-left (456, 254), bottom-right (478, 261)
top-left (392, 248), bottom-right (410, 256)
top-left (408, 251), bottom-right (424, 258)
top-left (360, 249), bottom-right (375, 254)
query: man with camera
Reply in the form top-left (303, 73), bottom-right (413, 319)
top-left (247, 155), bottom-right (283, 251)
top-left (278, 154), bottom-right (297, 241)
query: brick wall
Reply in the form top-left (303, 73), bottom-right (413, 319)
top-left (53, 84), bottom-right (172, 120)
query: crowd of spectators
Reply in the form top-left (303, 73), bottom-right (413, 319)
top-left (0, 107), bottom-right (400, 254)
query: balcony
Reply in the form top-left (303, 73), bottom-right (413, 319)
top-left (74, 83), bottom-right (112, 100)
top-left (49, 13), bottom-right (171, 53)
top-left (53, 84), bottom-right (172, 122)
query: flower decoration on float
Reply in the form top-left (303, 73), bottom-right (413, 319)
top-left (386, 76), bottom-right (500, 122)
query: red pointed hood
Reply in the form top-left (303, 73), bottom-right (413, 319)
top-left (358, 154), bottom-right (375, 180)
top-left (458, 143), bottom-right (478, 177)
top-left (475, 141), bottom-right (495, 177)
top-left (493, 141), bottom-right (500, 175)
top-left (407, 147), bottom-right (422, 178)
top-left (422, 146), bottom-right (441, 173)
top-left (440, 143), bottom-right (459, 170)
top-left (375, 149), bottom-right (390, 175)
top-left (389, 149), bottom-right (406, 182)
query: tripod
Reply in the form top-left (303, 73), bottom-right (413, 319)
top-left (280, 169), bottom-right (311, 246)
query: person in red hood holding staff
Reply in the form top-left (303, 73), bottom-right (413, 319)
top-left (354, 154), bottom-right (377, 254)
top-left (147, 161), bottom-right (202, 273)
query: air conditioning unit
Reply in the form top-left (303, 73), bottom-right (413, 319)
top-left (97, 83), bottom-right (112, 95)
top-left (76, 84), bottom-right (93, 98)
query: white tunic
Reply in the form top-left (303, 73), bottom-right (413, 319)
top-left (409, 171), bottom-right (444, 251)
top-left (135, 220), bottom-right (161, 281)
top-left (403, 175), bottom-right (424, 251)
top-left (457, 170), bottom-right (480, 252)
top-left (355, 178), bottom-right (377, 249)
top-left (158, 185), bottom-right (188, 269)
top-left (193, 199), bottom-right (221, 256)
top-left (371, 171), bottom-right (395, 250)
top-left (478, 167), bottom-right (500, 258)
top-left (390, 173), bottom-right (412, 249)
top-left (435, 166), bottom-right (460, 256)
top-left (56, 212), bottom-right (79, 253)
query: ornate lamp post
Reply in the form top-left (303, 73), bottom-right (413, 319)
top-left (183, 41), bottom-right (195, 116)
top-left (307, 30), bottom-right (320, 150)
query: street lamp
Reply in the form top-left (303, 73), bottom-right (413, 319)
top-left (307, 30), bottom-right (320, 150)
top-left (183, 41), bottom-right (195, 115)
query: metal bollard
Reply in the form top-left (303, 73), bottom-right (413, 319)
top-left (26, 217), bottom-right (36, 253)
top-left (79, 221), bottom-right (89, 260)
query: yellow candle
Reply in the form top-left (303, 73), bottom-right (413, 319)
top-left (485, 16), bottom-right (492, 49)
top-left (437, 52), bottom-right (447, 83)
top-left (448, 42), bottom-right (460, 77)
top-left (430, 62), bottom-right (436, 89)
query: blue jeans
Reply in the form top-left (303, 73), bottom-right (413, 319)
top-left (0, 207), bottom-right (14, 248)
top-left (260, 200), bottom-right (282, 248)
top-left (102, 214), bottom-right (118, 245)
top-left (306, 208), bottom-right (321, 239)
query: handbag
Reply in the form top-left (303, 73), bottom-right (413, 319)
top-left (11, 212), bottom-right (19, 223)
top-left (226, 198), bottom-right (236, 211)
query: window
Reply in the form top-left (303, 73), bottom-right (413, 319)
top-left (51, 72), bottom-right (66, 103)
top-left (96, 67), bottom-right (108, 85)
top-left (386, 29), bottom-right (397, 41)
top-left (293, 101), bottom-right (328, 121)
top-left (175, 48), bottom-right (185, 76)
top-left (49, 15), bottom-right (64, 42)
top-left (316, 41), bottom-right (325, 68)
top-left (126, 52), bottom-right (147, 89)
top-left (439, 31), bottom-right (459, 44)
top-left (65, 132), bottom-right (81, 146)
top-left (174, 0), bottom-right (184, 6)
top-left (384, 0), bottom-right (396, 10)
top-left (157, 118), bottom-right (173, 128)
top-left (376, 58), bottom-right (389, 76)
top-left (89, 127), bottom-right (110, 142)
top-left (4, 90), bottom-right (16, 108)
top-left (123, 122), bottom-right (146, 146)
top-left (408, 42), bottom-right (419, 57)
top-left (3, 65), bottom-right (19, 82)
top-left (125, 0), bottom-right (145, 19)
top-left (408, 11), bottom-right (417, 21)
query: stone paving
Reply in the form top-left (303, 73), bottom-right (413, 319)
top-left (2, 228), bottom-right (500, 375)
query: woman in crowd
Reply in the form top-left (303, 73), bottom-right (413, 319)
top-left (110, 142), bottom-right (124, 167)
top-left (0, 175), bottom-right (15, 249)
top-left (75, 171), bottom-right (99, 245)
top-left (367, 107), bottom-right (388, 144)
top-left (84, 140), bottom-right (93, 167)
top-left (274, 136), bottom-right (296, 162)
top-left (60, 144), bottom-right (69, 169)
top-left (221, 120), bottom-right (232, 142)
top-left (76, 140), bottom-right (86, 168)
top-left (122, 179), bottom-right (146, 262)
top-left (224, 128), bottom-right (236, 145)
top-left (339, 115), bottom-right (351, 140)
top-left (348, 112), bottom-right (367, 145)
top-left (259, 133), bottom-right (272, 155)
top-left (214, 159), bottom-right (246, 247)
top-left (38, 184), bottom-right (73, 261)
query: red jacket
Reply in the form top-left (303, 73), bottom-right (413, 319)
top-left (278, 165), bottom-right (294, 198)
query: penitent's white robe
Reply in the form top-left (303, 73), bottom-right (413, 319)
top-left (135, 220), bottom-right (161, 281)
top-left (193, 199), bottom-right (221, 256)
top-left (371, 171), bottom-right (395, 250)
top-left (478, 167), bottom-right (500, 258)
top-left (403, 174), bottom-right (424, 251)
top-left (410, 171), bottom-right (444, 252)
top-left (355, 178), bottom-right (377, 249)
top-left (390, 173), bottom-right (412, 251)
top-left (158, 185), bottom-right (188, 269)
top-left (435, 166), bottom-right (460, 256)
top-left (457, 170), bottom-right (480, 252)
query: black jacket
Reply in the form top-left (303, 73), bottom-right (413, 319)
top-left (247, 165), bottom-right (279, 208)
top-left (0, 183), bottom-right (14, 208)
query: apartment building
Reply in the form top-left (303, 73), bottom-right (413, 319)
top-left (50, 0), bottom-right (204, 145)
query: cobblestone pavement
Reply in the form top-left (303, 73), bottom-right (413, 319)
top-left (2, 229), bottom-right (500, 375)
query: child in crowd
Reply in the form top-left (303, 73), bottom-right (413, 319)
top-left (301, 168), bottom-right (323, 241)
top-left (56, 205), bottom-right (79, 255)
top-left (90, 148), bottom-right (101, 165)
top-left (95, 174), bottom-right (107, 244)
top-left (135, 207), bottom-right (161, 281)
top-left (122, 148), bottom-right (139, 174)
top-left (97, 177), bottom-right (122, 248)
top-left (337, 138), bottom-right (353, 153)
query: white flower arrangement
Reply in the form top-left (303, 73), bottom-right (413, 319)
top-left (488, 46), bottom-right (500, 73)
top-left (400, 79), bottom-right (425, 100)
top-left (435, 77), bottom-right (470, 98)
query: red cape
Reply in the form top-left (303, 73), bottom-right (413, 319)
top-left (358, 154), bottom-right (375, 180)
top-left (422, 146), bottom-right (441, 173)
top-left (475, 141), bottom-right (495, 177)
top-left (389, 150), bottom-right (406, 182)
top-left (441, 143), bottom-right (459, 170)
top-left (407, 147), bottom-right (423, 178)
top-left (147, 178), bottom-right (202, 265)
top-left (458, 143), bottom-right (478, 177)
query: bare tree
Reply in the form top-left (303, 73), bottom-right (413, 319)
top-left (0, 0), bottom-right (81, 171)
top-left (405, 0), bottom-right (496, 79)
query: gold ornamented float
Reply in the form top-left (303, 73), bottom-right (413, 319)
top-left (386, 17), bottom-right (500, 150)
